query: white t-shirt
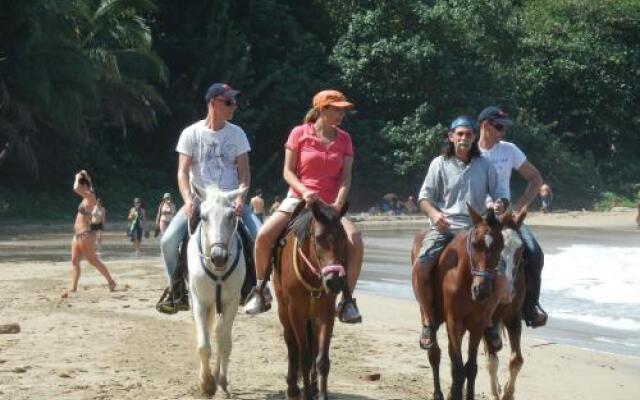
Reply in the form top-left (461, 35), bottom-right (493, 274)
top-left (176, 120), bottom-right (251, 190)
top-left (479, 141), bottom-right (526, 201)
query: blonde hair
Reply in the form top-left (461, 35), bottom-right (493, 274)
top-left (303, 108), bottom-right (320, 124)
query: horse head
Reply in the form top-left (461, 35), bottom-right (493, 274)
top-left (196, 184), bottom-right (247, 270)
top-left (468, 204), bottom-right (505, 303)
top-left (310, 201), bottom-right (349, 295)
top-left (499, 208), bottom-right (527, 303)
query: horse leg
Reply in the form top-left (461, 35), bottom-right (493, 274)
top-left (289, 310), bottom-right (313, 400)
top-left (280, 304), bottom-right (301, 400)
top-left (193, 299), bottom-right (216, 396)
top-left (446, 321), bottom-right (465, 400)
top-left (464, 330), bottom-right (482, 400)
top-left (485, 325), bottom-right (502, 400)
top-left (428, 334), bottom-right (444, 400)
top-left (309, 320), bottom-right (320, 398)
top-left (214, 295), bottom-right (239, 396)
top-left (502, 317), bottom-right (523, 400)
top-left (316, 312), bottom-right (335, 400)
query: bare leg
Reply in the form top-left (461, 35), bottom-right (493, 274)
top-left (412, 257), bottom-right (437, 348)
top-left (68, 238), bottom-right (82, 293)
top-left (341, 218), bottom-right (363, 293)
top-left (81, 236), bottom-right (116, 291)
top-left (253, 211), bottom-right (290, 280)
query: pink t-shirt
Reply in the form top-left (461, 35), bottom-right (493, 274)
top-left (285, 123), bottom-right (354, 203)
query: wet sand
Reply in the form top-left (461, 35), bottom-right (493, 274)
top-left (0, 211), bottom-right (639, 399)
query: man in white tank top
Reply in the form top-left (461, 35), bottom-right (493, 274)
top-left (478, 106), bottom-right (547, 328)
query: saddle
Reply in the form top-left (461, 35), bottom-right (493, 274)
top-left (156, 213), bottom-right (257, 314)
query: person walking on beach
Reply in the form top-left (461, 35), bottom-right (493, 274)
top-left (413, 115), bottom-right (508, 350)
top-left (250, 188), bottom-right (265, 223)
top-left (244, 89), bottom-right (363, 323)
top-left (156, 82), bottom-right (258, 313)
top-left (64, 171), bottom-right (116, 297)
top-left (155, 192), bottom-right (176, 236)
top-left (539, 183), bottom-right (553, 213)
top-left (477, 106), bottom-right (547, 327)
top-left (268, 195), bottom-right (281, 216)
top-left (90, 198), bottom-right (106, 251)
top-left (127, 197), bottom-right (146, 256)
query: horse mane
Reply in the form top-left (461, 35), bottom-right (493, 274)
top-left (485, 208), bottom-right (500, 229)
top-left (204, 185), bottom-right (225, 203)
top-left (314, 203), bottom-right (340, 226)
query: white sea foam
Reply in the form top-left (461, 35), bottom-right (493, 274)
top-left (543, 244), bottom-right (640, 304)
top-left (552, 311), bottom-right (640, 332)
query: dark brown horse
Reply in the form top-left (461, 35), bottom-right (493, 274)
top-left (273, 201), bottom-right (348, 400)
top-left (485, 209), bottom-right (527, 400)
top-left (411, 206), bottom-right (506, 400)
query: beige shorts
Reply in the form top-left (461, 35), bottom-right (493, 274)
top-left (277, 196), bottom-right (303, 213)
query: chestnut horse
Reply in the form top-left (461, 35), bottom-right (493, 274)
top-left (485, 210), bottom-right (527, 400)
top-left (411, 206), bottom-right (506, 400)
top-left (274, 201), bottom-right (348, 400)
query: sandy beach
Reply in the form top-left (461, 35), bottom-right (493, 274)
top-left (0, 210), bottom-right (639, 399)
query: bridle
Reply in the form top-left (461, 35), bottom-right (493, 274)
top-left (466, 227), bottom-right (497, 280)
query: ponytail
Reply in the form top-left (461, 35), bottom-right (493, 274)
top-left (303, 108), bottom-right (320, 124)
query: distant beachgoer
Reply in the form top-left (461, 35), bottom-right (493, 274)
top-left (404, 195), bottom-right (418, 214)
top-left (90, 198), bottom-right (106, 250)
top-left (268, 195), bottom-right (282, 216)
top-left (64, 170), bottom-right (116, 297)
top-left (127, 197), bottom-right (147, 256)
top-left (155, 193), bottom-right (176, 237)
top-left (539, 184), bottom-right (553, 213)
top-left (636, 202), bottom-right (640, 228)
top-left (250, 188), bottom-right (265, 222)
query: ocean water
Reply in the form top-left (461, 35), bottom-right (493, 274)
top-left (359, 228), bottom-right (640, 357)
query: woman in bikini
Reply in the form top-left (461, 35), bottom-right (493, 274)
top-left (64, 170), bottom-right (116, 297)
top-left (155, 193), bottom-right (176, 237)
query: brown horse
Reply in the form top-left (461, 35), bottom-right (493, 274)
top-left (273, 201), bottom-right (348, 400)
top-left (485, 210), bottom-right (527, 400)
top-left (411, 205), bottom-right (506, 400)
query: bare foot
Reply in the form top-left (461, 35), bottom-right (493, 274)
top-left (61, 289), bottom-right (76, 299)
top-left (108, 281), bottom-right (117, 292)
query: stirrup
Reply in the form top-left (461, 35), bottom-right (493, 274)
top-left (156, 287), bottom-right (178, 315)
top-left (524, 303), bottom-right (548, 328)
top-left (337, 298), bottom-right (362, 324)
top-left (419, 325), bottom-right (436, 350)
top-left (244, 287), bottom-right (272, 314)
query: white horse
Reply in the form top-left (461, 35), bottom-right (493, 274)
top-left (188, 185), bottom-right (247, 396)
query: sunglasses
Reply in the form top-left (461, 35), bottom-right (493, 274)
top-left (489, 121), bottom-right (505, 132)
top-left (214, 97), bottom-right (237, 107)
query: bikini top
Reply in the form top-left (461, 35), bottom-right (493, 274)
top-left (78, 202), bottom-right (91, 216)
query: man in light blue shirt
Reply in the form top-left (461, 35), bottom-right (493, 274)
top-left (414, 115), bottom-right (507, 350)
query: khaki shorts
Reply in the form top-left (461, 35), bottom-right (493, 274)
top-left (277, 196), bottom-right (303, 213)
top-left (418, 229), bottom-right (455, 264)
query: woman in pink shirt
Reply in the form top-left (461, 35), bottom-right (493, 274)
top-left (244, 90), bottom-right (363, 323)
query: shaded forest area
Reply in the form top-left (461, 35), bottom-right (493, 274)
top-left (1, 0), bottom-right (639, 219)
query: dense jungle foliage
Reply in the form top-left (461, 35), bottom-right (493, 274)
top-left (1, 0), bottom-right (639, 219)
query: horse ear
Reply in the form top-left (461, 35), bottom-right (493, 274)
top-left (467, 203), bottom-right (483, 226)
top-left (192, 183), bottom-right (206, 201)
top-left (514, 206), bottom-right (527, 227)
top-left (225, 186), bottom-right (248, 202)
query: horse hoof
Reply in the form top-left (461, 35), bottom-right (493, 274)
top-left (200, 375), bottom-right (217, 397)
top-left (433, 391), bottom-right (444, 400)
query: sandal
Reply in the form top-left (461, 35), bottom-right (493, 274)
top-left (484, 325), bottom-right (503, 352)
top-left (420, 325), bottom-right (436, 350)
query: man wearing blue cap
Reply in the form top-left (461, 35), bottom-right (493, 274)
top-left (156, 83), bottom-right (259, 313)
top-left (477, 106), bottom-right (547, 328)
top-left (413, 115), bottom-right (508, 350)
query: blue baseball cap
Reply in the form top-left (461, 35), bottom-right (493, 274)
top-left (205, 83), bottom-right (240, 103)
top-left (478, 106), bottom-right (513, 126)
top-left (450, 115), bottom-right (476, 131)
